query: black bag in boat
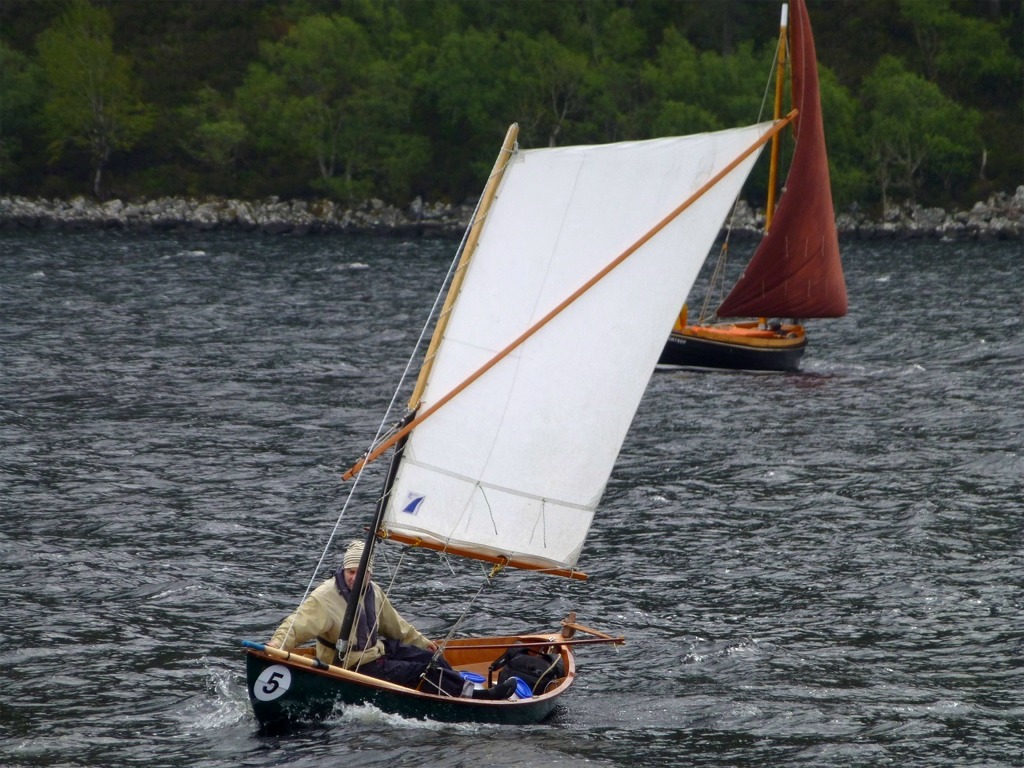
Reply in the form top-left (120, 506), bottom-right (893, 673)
top-left (488, 644), bottom-right (565, 694)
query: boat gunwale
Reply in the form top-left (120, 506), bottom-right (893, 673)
top-left (676, 322), bottom-right (807, 349)
top-left (244, 632), bottom-right (577, 710)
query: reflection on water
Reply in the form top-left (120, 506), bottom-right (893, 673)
top-left (1, 231), bottom-right (1021, 768)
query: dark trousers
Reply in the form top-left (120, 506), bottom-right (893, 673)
top-left (358, 638), bottom-right (466, 697)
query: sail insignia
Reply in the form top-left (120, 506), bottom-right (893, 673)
top-left (400, 494), bottom-right (425, 515)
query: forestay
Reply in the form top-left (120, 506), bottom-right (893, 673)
top-left (382, 123), bottom-right (774, 573)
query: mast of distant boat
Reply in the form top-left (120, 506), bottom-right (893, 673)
top-left (765, 3), bottom-right (789, 231)
top-left (758, 2), bottom-right (789, 330)
top-left (671, 2), bottom-right (791, 335)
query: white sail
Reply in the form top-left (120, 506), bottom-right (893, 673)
top-left (382, 123), bottom-right (774, 572)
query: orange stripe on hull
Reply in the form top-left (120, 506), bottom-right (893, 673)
top-left (679, 323), bottom-right (805, 350)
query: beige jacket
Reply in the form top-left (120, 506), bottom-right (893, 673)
top-left (270, 576), bottom-right (431, 668)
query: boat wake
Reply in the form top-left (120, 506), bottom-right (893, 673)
top-left (331, 702), bottom-right (495, 734)
top-left (177, 660), bottom-right (252, 731)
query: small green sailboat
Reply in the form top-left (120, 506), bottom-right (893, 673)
top-left (244, 115), bottom-right (790, 727)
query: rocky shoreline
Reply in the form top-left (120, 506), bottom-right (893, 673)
top-left (2, 187), bottom-right (1022, 240)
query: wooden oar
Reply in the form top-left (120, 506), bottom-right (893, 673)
top-left (241, 640), bottom-right (414, 694)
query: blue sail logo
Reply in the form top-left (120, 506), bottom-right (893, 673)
top-left (402, 494), bottom-right (425, 515)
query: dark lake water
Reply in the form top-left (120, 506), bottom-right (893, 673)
top-left (1, 229), bottom-right (1021, 768)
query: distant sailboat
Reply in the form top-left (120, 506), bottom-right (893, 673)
top-left (243, 116), bottom-right (794, 727)
top-left (658, 0), bottom-right (847, 373)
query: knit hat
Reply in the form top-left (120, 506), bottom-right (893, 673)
top-left (343, 540), bottom-right (371, 572)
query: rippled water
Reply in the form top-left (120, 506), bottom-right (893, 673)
top-left (1, 230), bottom-right (1021, 767)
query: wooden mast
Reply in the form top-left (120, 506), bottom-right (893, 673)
top-left (673, 2), bottom-right (790, 334)
top-left (758, 2), bottom-right (790, 328)
top-left (765, 3), bottom-right (789, 230)
top-left (407, 123), bottom-right (520, 412)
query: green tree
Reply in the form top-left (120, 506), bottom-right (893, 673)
top-left (0, 41), bottom-right (43, 190)
top-left (345, 56), bottom-right (428, 202)
top-left (817, 67), bottom-right (867, 211)
top-left (898, 0), bottom-right (1021, 196)
top-left (1, 0), bottom-right (1017, 209)
top-left (899, 0), bottom-right (1019, 105)
top-left (860, 55), bottom-right (981, 209)
top-left (585, 6), bottom-right (651, 141)
top-left (235, 13), bottom-right (421, 202)
top-left (505, 31), bottom-right (589, 148)
top-left (643, 32), bottom-right (722, 136)
top-left (35, 0), bottom-right (153, 198)
top-left (407, 26), bottom-right (514, 196)
top-left (643, 29), bottom-right (768, 137)
top-left (177, 86), bottom-right (247, 195)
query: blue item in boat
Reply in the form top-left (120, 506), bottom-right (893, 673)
top-left (511, 676), bottom-right (532, 699)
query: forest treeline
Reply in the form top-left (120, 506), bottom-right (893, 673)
top-left (1, 0), bottom-right (1021, 215)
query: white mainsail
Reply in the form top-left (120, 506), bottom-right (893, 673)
top-left (382, 122), bottom-right (774, 573)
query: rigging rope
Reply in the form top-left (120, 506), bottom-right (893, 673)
top-left (415, 557), bottom-right (507, 695)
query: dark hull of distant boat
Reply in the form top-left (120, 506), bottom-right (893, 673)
top-left (657, 324), bottom-right (806, 372)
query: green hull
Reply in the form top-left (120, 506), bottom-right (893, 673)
top-left (245, 649), bottom-right (564, 727)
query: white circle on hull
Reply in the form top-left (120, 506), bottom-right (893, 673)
top-left (253, 664), bottom-right (292, 701)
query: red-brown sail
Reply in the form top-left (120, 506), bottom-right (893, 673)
top-left (716, 0), bottom-right (847, 319)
